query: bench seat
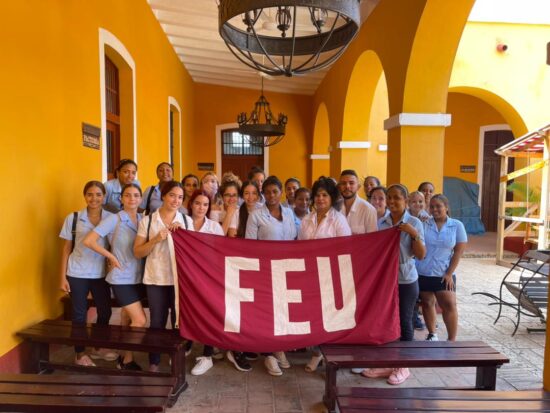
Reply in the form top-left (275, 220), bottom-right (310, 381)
top-left (0, 373), bottom-right (174, 412)
top-left (320, 341), bottom-right (509, 412)
top-left (16, 319), bottom-right (187, 406)
top-left (336, 387), bottom-right (550, 412)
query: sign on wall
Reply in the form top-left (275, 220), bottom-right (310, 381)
top-left (82, 123), bottom-right (100, 150)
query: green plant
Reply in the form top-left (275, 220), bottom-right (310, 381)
top-left (505, 182), bottom-right (541, 216)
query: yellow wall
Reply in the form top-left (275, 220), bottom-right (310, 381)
top-left (191, 83), bottom-right (313, 185)
top-left (444, 92), bottom-right (506, 183)
top-left (0, 0), bottom-right (194, 356)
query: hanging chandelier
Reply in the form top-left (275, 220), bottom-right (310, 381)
top-left (237, 78), bottom-right (288, 147)
top-left (218, 0), bottom-right (361, 77)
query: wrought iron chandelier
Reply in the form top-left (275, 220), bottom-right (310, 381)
top-left (218, 0), bottom-right (361, 77)
top-left (237, 77), bottom-right (288, 147)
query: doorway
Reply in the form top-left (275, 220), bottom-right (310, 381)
top-left (481, 130), bottom-right (514, 232)
top-left (221, 129), bottom-right (264, 181)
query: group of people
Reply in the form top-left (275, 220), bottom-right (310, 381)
top-left (59, 159), bottom-right (467, 385)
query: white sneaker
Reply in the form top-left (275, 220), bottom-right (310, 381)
top-left (191, 356), bottom-right (213, 376)
top-left (426, 333), bottom-right (439, 341)
top-left (351, 368), bottom-right (364, 374)
top-left (273, 351), bottom-right (291, 369)
top-left (264, 355), bottom-right (282, 376)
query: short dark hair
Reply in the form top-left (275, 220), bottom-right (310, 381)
top-left (340, 169), bottom-right (358, 178)
top-left (367, 185), bottom-right (386, 200)
top-left (83, 181), bottom-right (105, 195)
top-left (188, 190), bottom-right (212, 218)
top-left (311, 176), bottom-right (339, 207)
top-left (248, 166), bottom-right (265, 180)
top-left (156, 162), bottom-right (173, 173)
top-left (160, 181), bottom-right (183, 198)
top-left (262, 175), bottom-right (282, 192)
top-left (418, 181), bottom-right (435, 192)
top-left (284, 177), bottom-right (301, 187)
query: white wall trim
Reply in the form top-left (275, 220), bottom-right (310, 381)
top-left (384, 113), bottom-right (452, 130)
top-left (168, 96), bottom-right (182, 178)
top-left (337, 141), bottom-right (371, 149)
top-left (378, 144), bottom-right (388, 152)
top-left (99, 28), bottom-right (137, 182)
top-left (310, 154), bottom-right (330, 160)
top-left (477, 124), bottom-right (512, 207)
top-left (215, 123), bottom-right (269, 179)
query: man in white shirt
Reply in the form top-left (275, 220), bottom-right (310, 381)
top-left (339, 169), bottom-right (378, 234)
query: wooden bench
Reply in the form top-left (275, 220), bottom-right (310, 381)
top-left (16, 319), bottom-right (187, 407)
top-left (0, 373), bottom-right (174, 412)
top-left (336, 387), bottom-right (550, 412)
top-left (320, 341), bottom-right (510, 412)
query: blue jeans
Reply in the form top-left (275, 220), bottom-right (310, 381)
top-left (398, 281), bottom-right (419, 341)
top-left (146, 285), bottom-right (176, 365)
top-left (67, 276), bottom-right (112, 353)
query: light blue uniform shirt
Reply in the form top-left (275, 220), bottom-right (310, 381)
top-left (59, 208), bottom-right (112, 279)
top-left (140, 184), bottom-right (162, 214)
top-left (94, 211), bottom-right (143, 285)
top-left (378, 210), bottom-right (425, 285)
top-left (416, 217), bottom-right (467, 277)
top-left (103, 178), bottom-right (141, 213)
top-left (245, 204), bottom-right (298, 240)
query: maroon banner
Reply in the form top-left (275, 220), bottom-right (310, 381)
top-left (172, 227), bottom-right (401, 353)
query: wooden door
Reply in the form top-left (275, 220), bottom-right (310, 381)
top-left (105, 56), bottom-right (120, 179)
top-left (221, 129), bottom-right (263, 181)
top-left (481, 130), bottom-right (514, 232)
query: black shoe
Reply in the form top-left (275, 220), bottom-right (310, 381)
top-left (227, 351), bottom-right (252, 372)
top-left (117, 356), bottom-right (142, 371)
top-left (244, 352), bottom-right (258, 361)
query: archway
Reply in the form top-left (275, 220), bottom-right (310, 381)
top-left (342, 50), bottom-right (388, 186)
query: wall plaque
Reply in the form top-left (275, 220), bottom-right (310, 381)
top-left (460, 165), bottom-right (476, 173)
top-left (82, 123), bottom-right (100, 150)
top-left (198, 162), bottom-right (215, 171)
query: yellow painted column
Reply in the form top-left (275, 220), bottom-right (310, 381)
top-left (386, 124), bottom-right (446, 192)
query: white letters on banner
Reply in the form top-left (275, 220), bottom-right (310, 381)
top-left (224, 255), bottom-right (357, 335)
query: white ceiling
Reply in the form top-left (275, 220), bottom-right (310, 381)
top-left (148, 0), bottom-right (380, 95)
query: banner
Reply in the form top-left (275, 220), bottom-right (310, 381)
top-left (172, 227), bottom-right (401, 353)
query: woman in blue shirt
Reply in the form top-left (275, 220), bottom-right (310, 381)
top-left (416, 194), bottom-right (467, 342)
top-left (103, 159), bottom-right (139, 213)
top-left (245, 176), bottom-right (297, 377)
top-left (84, 183), bottom-right (146, 371)
top-left (59, 181), bottom-right (114, 367)
top-left (363, 184), bottom-right (426, 385)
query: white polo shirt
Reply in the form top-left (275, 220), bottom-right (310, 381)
top-left (137, 210), bottom-right (194, 286)
top-left (341, 196), bottom-right (378, 234)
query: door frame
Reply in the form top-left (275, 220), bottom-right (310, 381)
top-left (215, 123), bottom-right (269, 180)
top-left (477, 124), bottom-right (511, 207)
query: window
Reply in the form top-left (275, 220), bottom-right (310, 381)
top-left (222, 129), bottom-right (263, 156)
top-left (169, 110), bottom-right (174, 164)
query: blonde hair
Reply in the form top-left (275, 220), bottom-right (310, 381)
top-left (408, 191), bottom-right (425, 201)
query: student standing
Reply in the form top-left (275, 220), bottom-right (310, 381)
top-left (339, 169), bottom-right (377, 234)
top-left (141, 162), bottom-right (174, 215)
top-left (134, 181), bottom-right (194, 372)
top-left (103, 159), bottom-right (139, 213)
top-left (59, 181), bottom-right (115, 366)
top-left (84, 183), bottom-right (146, 371)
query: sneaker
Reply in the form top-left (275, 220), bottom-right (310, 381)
top-left (117, 356), bottom-right (142, 371)
top-left (212, 348), bottom-right (224, 360)
top-left (351, 368), bottom-right (364, 374)
top-left (361, 368), bottom-right (394, 378)
top-left (244, 352), bottom-right (258, 361)
top-left (90, 348), bottom-right (118, 361)
top-left (414, 315), bottom-right (425, 330)
top-left (387, 368), bottom-right (410, 385)
top-left (264, 355), bottom-right (282, 376)
top-left (191, 356), bottom-right (213, 376)
top-left (149, 364), bottom-right (160, 373)
top-left (227, 351), bottom-right (252, 372)
top-left (75, 355), bottom-right (96, 367)
top-left (426, 333), bottom-right (439, 341)
top-left (273, 351), bottom-right (291, 369)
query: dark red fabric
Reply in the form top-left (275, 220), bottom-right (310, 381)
top-left (172, 227), bottom-right (401, 353)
